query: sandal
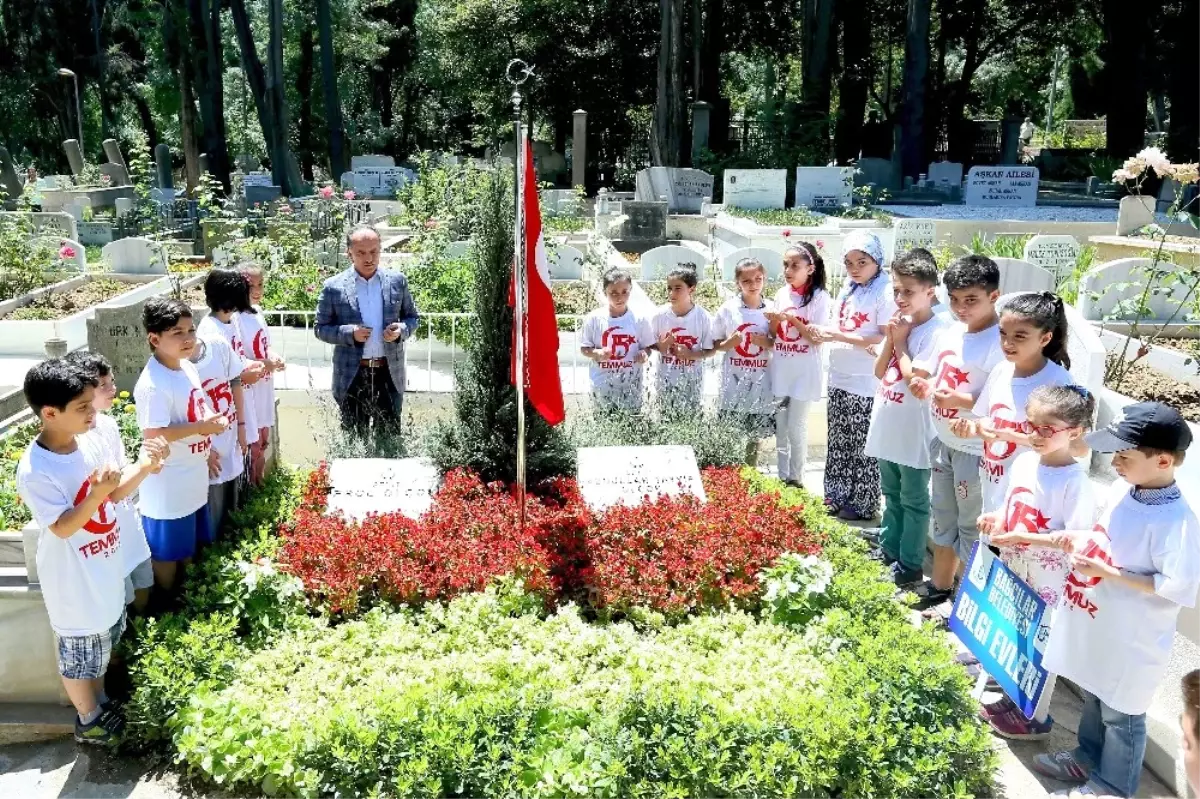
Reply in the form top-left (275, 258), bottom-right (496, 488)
top-left (913, 582), bottom-right (955, 608)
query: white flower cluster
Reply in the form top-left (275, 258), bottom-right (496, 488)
top-left (1112, 147), bottom-right (1200, 187)
top-left (761, 552), bottom-right (834, 603)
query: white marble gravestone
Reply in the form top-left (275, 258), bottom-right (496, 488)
top-left (722, 169), bottom-right (787, 210)
top-left (964, 166), bottom-right (1039, 208)
top-left (891, 218), bottom-right (938, 257)
top-left (326, 458), bottom-right (440, 522)
top-left (794, 166), bottom-right (853, 210)
top-left (927, 161), bottom-right (964, 189)
top-left (634, 167), bottom-right (714, 213)
top-left (576, 445), bottom-right (706, 512)
top-left (1022, 235), bottom-right (1080, 281)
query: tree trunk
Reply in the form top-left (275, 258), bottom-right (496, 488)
top-left (317, 0), bottom-right (347, 179)
top-left (697, 0), bottom-right (727, 153)
top-left (90, 0), bottom-right (111, 140)
top-left (653, 0), bottom-right (685, 166)
top-left (1100, 0), bottom-right (1152, 160)
top-left (800, 0), bottom-right (836, 162)
top-left (1164, 0), bottom-right (1198, 164)
top-left (297, 26), bottom-right (315, 181)
top-left (375, 70), bottom-right (394, 130)
top-left (185, 0), bottom-right (230, 189)
top-left (945, 0), bottom-right (985, 165)
top-left (834, 0), bottom-right (871, 164)
top-left (180, 67), bottom-right (200, 190)
top-left (898, 0), bottom-right (931, 180)
top-left (132, 92), bottom-right (159, 151)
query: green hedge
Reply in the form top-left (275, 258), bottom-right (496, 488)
top-left (123, 469), bottom-right (996, 798)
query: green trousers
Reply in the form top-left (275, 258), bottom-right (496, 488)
top-left (879, 459), bottom-right (931, 572)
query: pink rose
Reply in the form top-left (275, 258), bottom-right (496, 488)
top-left (782, 230), bottom-right (791, 238)
top-left (58, 245), bottom-right (77, 260)
top-left (816, 239), bottom-right (826, 250)
top-left (343, 190), bottom-right (356, 201)
top-left (319, 186), bottom-right (334, 199)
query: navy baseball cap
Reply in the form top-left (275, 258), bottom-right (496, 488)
top-left (1085, 401), bottom-right (1193, 453)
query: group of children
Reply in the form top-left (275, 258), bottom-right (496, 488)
top-left (16, 265), bottom-right (281, 746)
top-left (584, 230), bottom-right (1199, 798)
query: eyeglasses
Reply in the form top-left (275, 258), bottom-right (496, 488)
top-left (1028, 422), bottom-right (1074, 438)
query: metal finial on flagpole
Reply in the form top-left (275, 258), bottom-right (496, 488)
top-left (507, 59), bottom-right (533, 533)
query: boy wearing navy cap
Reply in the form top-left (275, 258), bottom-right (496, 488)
top-left (1000, 402), bottom-right (1200, 798)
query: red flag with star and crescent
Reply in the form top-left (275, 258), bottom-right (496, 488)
top-left (508, 138), bottom-right (566, 425)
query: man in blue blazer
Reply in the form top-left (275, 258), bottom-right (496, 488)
top-left (315, 224), bottom-right (420, 438)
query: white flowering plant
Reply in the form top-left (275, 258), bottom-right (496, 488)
top-left (758, 551), bottom-right (835, 629)
top-left (1104, 147), bottom-right (1200, 390)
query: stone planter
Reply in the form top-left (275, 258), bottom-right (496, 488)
top-left (1095, 327), bottom-right (1200, 389)
top-left (0, 273), bottom-right (205, 357)
top-left (38, 185), bottom-right (136, 213)
top-left (830, 217), bottom-right (885, 230)
top-left (76, 220), bottom-right (115, 246)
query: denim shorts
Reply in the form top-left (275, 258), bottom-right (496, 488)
top-left (55, 611), bottom-right (126, 680)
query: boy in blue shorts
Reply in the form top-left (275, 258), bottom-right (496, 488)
top-left (134, 297), bottom-right (229, 592)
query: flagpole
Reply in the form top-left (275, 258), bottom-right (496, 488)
top-left (507, 59), bottom-right (532, 534)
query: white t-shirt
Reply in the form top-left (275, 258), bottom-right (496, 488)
top-left (864, 314), bottom-right (950, 469)
top-left (918, 322), bottom-right (1005, 455)
top-left (198, 314), bottom-right (259, 444)
top-left (88, 414), bottom-right (152, 575)
top-left (580, 308), bottom-right (655, 409)
top-left (16, 436), bottom-right (126, 636)
top-left (828, 274), bottom-right (897, 397)
top-left (713, 298), bottom-right (774, 415)
top-left (191, 336), bottom-right (244, 485)
top-left (1044, 481), bottom-right (1200, 715)
top-left (770, 286), bottom-right (832, 402)
top-left (238, 309), bottom-right (275, 428)
top-left (134, 357), bottom-right (213, 520)
top-left (651, 304), bottom-right (712, 408)
top-left (972, 359), bottom-right (1073, 512)
top-left (997, 450), bottom-right (1097, 610)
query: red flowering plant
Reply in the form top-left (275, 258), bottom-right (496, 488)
top-left (585, 468), bottom-right (823, 619)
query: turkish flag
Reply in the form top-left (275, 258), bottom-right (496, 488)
top-left (509, 139), bottom-right (566, 425)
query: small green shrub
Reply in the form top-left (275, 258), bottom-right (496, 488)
top-left (727, 206), bottom-right (825, 228)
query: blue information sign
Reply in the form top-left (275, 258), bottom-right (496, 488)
top-left (948, 542), bottom-right (1054, 720)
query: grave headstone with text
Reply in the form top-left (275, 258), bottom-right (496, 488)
top-left (634, 167), bottom-right (714, 213)
top-left (576, 445), bottom-right (706, 512)
top-left (722, 169), bottom-right (787, 210)
top-left (620, 201), bottom-right (668, 241)
top-left (246, 185), bottom-right (283, 206)
top-left (341, 167), bottom-right (414, 199)
top-left (102, 237), bottom-right (166, 275)
top-left (794, 166), bottom-right (854, 210)
top-left (927, 161), bottom-right (964, 189)
top-left (964, 166), bottom-right (1039, 208)
top-left (87, 304), bottom-right (151, 393)
top-left (350, 155), bottom-right (396, 170)
top-left (891, 218), bottom-right (937, 257)
top-left (326, 458), bottom-right (440, 522)
top-left (1022, 235), bottom-right (1080, 281)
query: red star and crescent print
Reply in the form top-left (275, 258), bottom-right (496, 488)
top-left (1061, 524), bottom-right (1114, 618)
top-left (661, 327), bottom-right (699, 366)
top-left (838, 298), bottom-right (871, 333)
top-left (728, 323), bottom-right (768, 368)
top-left (186, 386), bottom-right (214, 454)
top-left (930, 350), bottom-right (970, 420)
top-left (72, 480), bottom-right (120, 559)
top-left (599, 326), bottom-right (637, 367)
top-left (774, 308), bottom-right (811, 354)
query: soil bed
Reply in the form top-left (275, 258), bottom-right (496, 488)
top-left (1106, 357), bottom-right (1200, 422)
top-left (2, 279), bottom-right (136, 321)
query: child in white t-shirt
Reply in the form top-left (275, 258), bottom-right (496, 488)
top-left (975, 384), bottom-right (1098, 741)
top-left (17, 359), bottom-right (166, 745)
top-left (239, 263), bottom-right (285, 485)
top-left (766, 242), bottom-right (831, 486)
top-left (952, 292), bottom-right (1073, 513)
top-left (810, 231), bottom-right (895, 520)
top-left (913, 255), bottom-right (1004, 610)
top-left (192, 319), bottom-right (251, 539)
top-left (135, 297), bottom-right (230, 592)
top-left (65, 352), bottom-right (157, 615)
top-left (650, 265), bottom-right (713, 418)
top-left (863, 250), bottom-right (949, 585)
top-left (1002, 402), bottom-right (1200, 799)
top-left (713, 257), bottom-right (775, 465)
top-left (198, 269), bottom-right (264, 458)
top-left (581, 267), bottom-right (654, 413)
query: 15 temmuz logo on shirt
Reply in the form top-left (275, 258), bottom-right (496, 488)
top-left (838, 299), bottom-right (870, 333)
top-left (880, 355), bottom-right (905, 404)
top-left (72, 480), bottom-right (120, 559)
top-left (662, 327), bottom-right (699, 367)
top-left (981, 402), bottom-right (1027, 482)
top-left (730, 322), bottom-right (768, 368)
top-left (1062, 524), bottom-right (1113, 618)
top-left (931, 350), bottom-right (970, 420)
top-left (600, 326), bottom-right (637, 369)
top-left (203, 378), bottom-right (235, 425)
top-left (1004, 487), bottom-right (1051, 533)
top-left (186, 387), bottom-right (214, 454)
top-left (774, 307), bottom-right (811, 354)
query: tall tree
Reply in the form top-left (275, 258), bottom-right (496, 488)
top-left (834, 0), bottom-right (872, 164)
top-left (653, 0), bottom-right (687, 166)
top-left (897, 0), bottom-right (930, 180)
top-left (184, 0), bottom-right (230, 188)
top-left (1162, 0), bottom-right (1198, 164)
top-left (317, 0), bottom-right (347, 179)
top-left (799, 0), bottom-right (836, 162)
top-left (297, 26), bottom-right (315, 180)
top-left (1100, 0), bottom-right (1154, 160)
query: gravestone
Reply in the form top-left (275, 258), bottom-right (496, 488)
top-left (63, 139), bottom-right (85, 176)
top-left (1022, 235), bottom-right (1080, 281)
top-left (326, 457), bottom-right (440, 522)
top-left (341, 166), bottom-right (414, 199)
top-left (794, 166), bottom-right (854, 210)
top-left (927, 161), bottom-right (964, 189)
top-left (350, 154), bottom-right (395, 170)
top-left (854, 158), bottom-right (896, 191)
top-left (620, 201), bottom-right (667, 241)
top-left (640, 244), bottom-right (705, 278)
top-left (720, 247), bottom-right (786, 281)
top-left (243, 172), bottom-right (274, 190)
top-left (99, 162), bottom-right (130, 186)
top-left (1117, 195), bottom-right (1157, 236)
top-left (245, 185), bottom-right (283, 206)
top-left (722, 169), bottom-right (787, 210)
top-left (102, 237), bottom-right (167, 275)
top-left (102, 139), bottom-right (127, 169)
top-left (150, 187), bottom-right (179, 204)
top-left (964, 166), bottom-right (1039, 208)
top-left (154, 144), bottom-right (173, 189)
top-left (47, 237), bottom-right (86, 270)
top-left (87, 303), bottom-right (151, 393)
top-left (0, 146), bottom-right (22, 203)
top-left (993, 257), bottom-right (1054, 295)
top-left (541, 189), bottom-right (582, 216)
top-left (576, 445), bottom-right (706, 512)
top-left (114, 197), bottom-right (134, 217)
top-left (77, 221), bottom-right (114, 246)
top-left (549, 244), bottom-right (585, 280)
top-left (634, 167), bottom-right (714, 213)
top-left (892, 218), bottom-right (937, 257)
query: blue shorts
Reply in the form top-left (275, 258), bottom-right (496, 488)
top-left (143, 506), bottom-right (212, 562)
